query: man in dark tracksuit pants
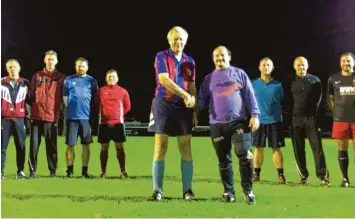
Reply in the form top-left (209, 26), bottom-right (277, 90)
top-left (290, 57), bottom-right (329, 186)
top-left (197, 46), bottom-right (260, 205)
top-left (28, 50), bottom-right (65, 178)
top-left (1, 59), bottom-right (30, 179)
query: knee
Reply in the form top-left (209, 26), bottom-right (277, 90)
top-left (115, 143), bottom-right (123, 149)
top-left (219, 160), bottom-right (232, 170)
top-left (154, 143), bottom-right (168, 160)
top-left (237, 150), bottom-right (253, 165)
top-left (101, 144), bottom-right (109, 151)
top-left (272, 148), bottom-right (281, 154)
top-left (255, 147), bottom-right (264, 153)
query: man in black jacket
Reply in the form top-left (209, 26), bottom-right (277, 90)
top-left (290, 56), bottom-right (329, 186)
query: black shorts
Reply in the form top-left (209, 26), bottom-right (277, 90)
top-left (148, 97), bottom-right (192, 136)
top-left (65, 120), bottom-right (93, 146)
top-left (252, 122), bottom-right (285, 148)
top-left (98, 123), bottom-right (126, 144)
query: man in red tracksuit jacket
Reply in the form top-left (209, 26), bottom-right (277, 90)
top-left (1, 59), bottom-right (30, 179)
top-left (28, 50), bottom-right (66, 178)
top-left (95, 69), bottom-right (131, 178)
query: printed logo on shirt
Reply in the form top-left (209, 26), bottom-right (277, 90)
top-left (334, 80), bottom-right (341, 84)
top-left (185, 68), bottom-right (192, 76)
top-left (217, 82), bottom-right (243, 96)
top-left (339, 86), bottom-right (355, 95)
top-left (72, 81), bottom-right (77, 86)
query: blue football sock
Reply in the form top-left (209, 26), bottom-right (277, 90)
top-left (152, 160), bottom-right (165, 192)
top-left (181, 160), bottom-right (193, 193)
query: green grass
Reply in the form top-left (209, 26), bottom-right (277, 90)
top-left (1, 137), bottom-right (355, 218)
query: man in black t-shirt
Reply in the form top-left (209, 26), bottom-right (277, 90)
top-left (328, 52), bottom-right (355, 188)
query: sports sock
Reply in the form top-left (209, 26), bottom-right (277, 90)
top-left (152, 160), bottom-right (164, 192)
top-left (338, 151), bottom-right (349, 180)
top-left (181, 160), bottom-right (193, 193)
top-left (100, 150), bottom-right (108, 173)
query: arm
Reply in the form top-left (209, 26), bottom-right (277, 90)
top-left (30, 74), bottom-right (37, 104)
top-left (196, 75), bottom-right (211, 112)
top-left (241, 72), bottom-right (260, 118)
top-left (327, 77), bottom-right (334, 112)
top-left (94, 89), bottom-right (101, 113)
top-left (155, 53), bottom-right (191, 99)
top-left (315, 78), bottom-right (323, 111)
top-left (63, 77), bottom-right (69, 107)
top-left (123, 89), bottom-right (131, 115)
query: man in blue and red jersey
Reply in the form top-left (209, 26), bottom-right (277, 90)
top-left (28, 50), bottom-right (65, 178)
top-left (1, 59), bottom-right (30, 179)
top-left (328, 52), bottom-right (355, 187)
top-left (251, 57), bottom-right (286, 184)
top-left (197, 46), bottom-right (260, 205)
top-left (148, 26), bottom-right (197, 201)
top-left (95, 69), bottom-right (131, 179)
top-left (63, 57), bottom-right (98, 178)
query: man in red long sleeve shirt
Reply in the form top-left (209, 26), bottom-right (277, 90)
top-left (95, 69), bottom-right (131, 178)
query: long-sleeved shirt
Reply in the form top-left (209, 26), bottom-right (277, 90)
top-left (197, 66), bottom-right (260, 124)
top-left (291, 73), bottom-right (322, 117)
top-left (94, 84), bottom-right (131, 125)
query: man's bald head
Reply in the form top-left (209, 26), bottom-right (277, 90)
top-left (213, 46), bottom-right (231, 70)
top-left (294, 56), bottom-right (309, 77)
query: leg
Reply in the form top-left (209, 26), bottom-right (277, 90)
top-left (305, 118), bottom-right (328, 181)
top-left (291, 118), bottom-right (308, 180)
top-left (79, 120), bottom-right (93, 177)
top-left (13, 118), bottom-right (26, 176)
top-left (65, 120), bottom-right (79, 177)
top-left (332, 122), bottom-right (350, 186)
top-left (100, 143), bottom-right (109, 175)
top-left (98, 124), bottom-right (110, 176)
top-left (210, 124), bottom-right (234, 196)
top-left (113, 124), bottom-right (128, 177)
top-left (252, 124), bottom-right (266, 180)
top-left (28, 121), bottom-right (42, 176)
top-left (232, 129), bottom-right (253, 194)
top-left (268, 122), bottom-right (286, 182)
top-left (115, 143), bottom-right (127, 177)
top-left (1, 119), bottom-right (12, 177)
top-left (44, 122), bottom-right (58, 175)
top-left (177, 135), bottom-right (193, 195)
top-left (152, 133), bottom-right (168, 192)
top-left (231, 123), bottom-right (255, 205)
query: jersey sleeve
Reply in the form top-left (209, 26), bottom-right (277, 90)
top-left (327, 76), bottom-right (334, 95)
top-left (63, 77), bottom-right (70, 96)
top-left (154, 52), bottom-right (168, 74)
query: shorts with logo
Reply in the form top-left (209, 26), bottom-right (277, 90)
top-left (98, 123), bottom-right (126, 143)
top-left (66, 120), bottom-right (93, 146)
top-left (149, 97), bottom-right (192, 136)
top-left (252, 122), bottom-right (285, 148)
top-left (332, 122), bottom-right (355, 139)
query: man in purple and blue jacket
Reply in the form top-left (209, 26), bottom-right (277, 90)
top-left (197, 46), bottom-right (260, 205)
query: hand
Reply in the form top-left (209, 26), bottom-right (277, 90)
top-left (249, 116), bottom-right (260, 132)
top-left (184, 95), bottom-right (195, 108)
top-left (192, 111), bottom-right (198, 130)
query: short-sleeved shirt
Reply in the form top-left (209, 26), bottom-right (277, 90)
top-left (327, 72), bottom-right (355, 122)
top-left (252, 78), bottom-right (283, 124)
top-left (154, 48), bottom-right (195, 103)
top-left (63, 74), bottom-right (98, 120)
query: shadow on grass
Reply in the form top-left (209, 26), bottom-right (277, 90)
top-left (5, 174), bottom-right (355, 188)
top-left (3, 192), bottom-right (227, 204)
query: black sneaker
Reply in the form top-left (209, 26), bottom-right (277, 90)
top-left (341, 178), bottom-right (350, 188)
top-left (49, 172), bottom-right (56, 178)
top-left (252, 174), bottom-right (260, 182)
top-left (243, 191), bottom-right (256, 205)
top-left (100, 173), bottom-right (107, 178)
top-left (183, 189), bottom-right (195, 200)
top-left (222, 193), bottom-right (235, 202)
top-left (148, 190), bottom-right (163, 201)
top-left (29, 171), bottom-right (36, 178)
top-left (66, 170), bottom-right (73, 178)
top-left (82, 173), bottom-right (92, 179)
top-left (16, 171), bottom-right (26, 179)
top-left (279, 175), bottom-right (286, 184)
top-left (320, 178), bottom-right (330, 187)
top-left (300, 177), bottom-right (308, 185)
top-left (120, 171), bottom-right (128, 179)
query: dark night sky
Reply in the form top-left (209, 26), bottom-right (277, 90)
top-left (2, 0), bottom-right (355, 129)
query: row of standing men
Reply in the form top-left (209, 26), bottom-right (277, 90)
top-left (1, 26), bottom-right (354, 205)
